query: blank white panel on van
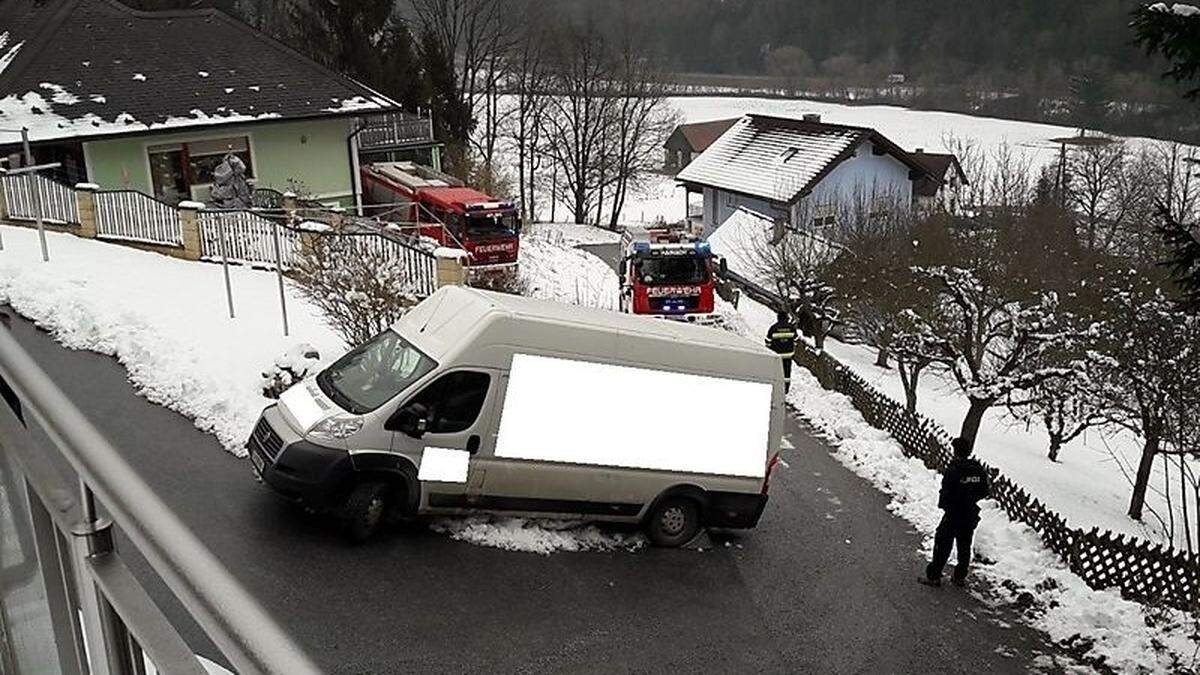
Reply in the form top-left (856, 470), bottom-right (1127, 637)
top-left (495, 354), bottom-right (771, 478)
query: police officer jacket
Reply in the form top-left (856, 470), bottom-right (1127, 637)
top-left (766, 320), bottom-right (797, 358)
top-left (938, 457), bottom-right (990, 517)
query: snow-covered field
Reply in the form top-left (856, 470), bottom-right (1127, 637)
top-left (720, 292), bottom-right (1198, 673)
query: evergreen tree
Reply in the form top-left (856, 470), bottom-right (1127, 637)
top-left (1133, 3), bottom-right (1200, 313)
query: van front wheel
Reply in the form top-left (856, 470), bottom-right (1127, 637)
top-left (645, 496), bottom-right (701, 547)
top-left (343, 481), bottom-right (390, 543)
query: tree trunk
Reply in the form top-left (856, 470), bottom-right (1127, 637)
top-left (957, 398), bottom-right (992, 452)
top-left (875, 346), bottom-right (890, 369)
top-left (1127, 435), bottom-right (1160, 521)
top-left (813, 329), bottom-right (826, 352)
top-left (1047, 434), bottom-right (1062, 462)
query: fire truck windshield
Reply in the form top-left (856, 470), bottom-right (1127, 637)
top-left (636, 256), bottom-right (709, 285)
top-left (466, 211), bottom-right (517, 236)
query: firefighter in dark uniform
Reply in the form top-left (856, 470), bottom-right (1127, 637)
top-left (919, 437), bottom-right (991, 587)
top-left (765, 311), bottom-right (798, 391)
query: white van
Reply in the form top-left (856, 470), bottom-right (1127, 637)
top-left (248, 286), bottom-right (785, 545)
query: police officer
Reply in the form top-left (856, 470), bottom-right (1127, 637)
top-left (919, 437), bottom-right (990, 587)
top-left (765, 310), bottom-right (798, 391)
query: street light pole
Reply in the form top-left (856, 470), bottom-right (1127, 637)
top-left (20, 128), bottom-right (49, 262)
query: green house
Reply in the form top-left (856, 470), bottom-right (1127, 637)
top-left (0, 0), bottom-right (438, 209)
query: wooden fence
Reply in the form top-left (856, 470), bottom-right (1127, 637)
top-left (94, 190), bottom-right (182, 246)
top-left (794, 342), bottom-right (1200, 613)
top-left (0, 173), bottom-right (80, 224)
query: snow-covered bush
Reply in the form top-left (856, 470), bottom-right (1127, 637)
top-left (291, 234), bottom-right (424, 346)
top-left (261, 344), bottom-right (321, 399)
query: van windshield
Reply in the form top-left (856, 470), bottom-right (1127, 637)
top-left (316, 330), bottom-right (436, 414)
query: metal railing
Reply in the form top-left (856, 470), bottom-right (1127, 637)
top-left (198, 210), bottom-right (301, 269)
top-left (355, 112), bottom-right (434, 151)
top-left (95, 191), bottom-right (182, 247)
top-left (0, 326), bottom-right (321, 675)
top-left (1, 173), bottom-right (79, 225)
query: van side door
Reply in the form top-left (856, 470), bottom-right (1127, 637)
top-left (387, 369), bottom-right (496, 512)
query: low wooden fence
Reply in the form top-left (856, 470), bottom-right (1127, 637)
top-left (0, 173), bottom-right (80, 224)
top-left (94, 190), bottom-right (182, 246)
top-left (794, 343), bottom-right (1200, 613)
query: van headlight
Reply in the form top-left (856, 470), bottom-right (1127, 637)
top-left (308, 415), bottom-right (364, 441)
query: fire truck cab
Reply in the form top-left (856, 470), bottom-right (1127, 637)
top-left (361, 161), bottom-right (520, 268)
top-left (619, 226), bottom-right (725, 321)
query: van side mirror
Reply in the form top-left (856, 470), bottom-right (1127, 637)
top-left (387, 402), bottom-right (430, 438)
top-left (718, 257), bottom-right (728, 276)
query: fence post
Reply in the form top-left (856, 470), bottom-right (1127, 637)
top-left (74, 183), bottom-right (99, 239)
top-left (177, 201), bottom-right (204, 261)
top-left (435, 248), bottom-right (469, 287)
top-left (272, 220), bottom-right (289, 337)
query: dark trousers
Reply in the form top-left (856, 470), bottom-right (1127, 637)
top-left (925, 512), bottom-right (977, 581)
top-left (781, 357), bottom-right (792, 390)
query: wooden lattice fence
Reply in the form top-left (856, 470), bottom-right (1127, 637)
top-left (793, 342), bottom-right (1200, 614)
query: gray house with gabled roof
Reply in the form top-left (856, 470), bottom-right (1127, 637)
top-left (676, 113), bottom-right (939, 238)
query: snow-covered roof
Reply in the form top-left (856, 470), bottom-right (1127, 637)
top-left (0, 0), bottom-right (401, 143)
top-left (676, 114), bottom-right (935, 204)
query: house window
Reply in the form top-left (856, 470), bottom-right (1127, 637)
top-left (147, 136), bottom-right (253, 204)
top-left (810, 203), bottom-right (837, 229)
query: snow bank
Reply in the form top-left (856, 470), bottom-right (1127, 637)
top-left (519, 231), bottom-right (619, 309)
top-left (786, 354), bottom-right (1196, 672)
top-left (430, 516), bottom-right (644, 555)
top-left (0, 226), bottom-right (344, 454)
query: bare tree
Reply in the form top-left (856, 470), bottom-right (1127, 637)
top-left (745, 204), bottom-right (842, 350)
top-left (901, 266), bottom-right (1074, 450)
top-left (1065, 140), bottom-right (1150, 253)
top-left (292, 235), bottom-right (424, 346)
top-left (539, 21), bottom-right (618, 224)
top-left (501, 2), bottom-right (553, 223)
top-left (1094, 272), bottom-right (1194, 520)
top-left (600, 10), bottom-right (679, 227)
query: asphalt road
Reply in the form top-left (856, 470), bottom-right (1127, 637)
top-left (2, 309), bottom-right (1070, 674)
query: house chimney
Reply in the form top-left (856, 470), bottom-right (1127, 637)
top-left (802, 113), bottom-right (821, 123)
top-left (915, 147), bottom-right (924, 154)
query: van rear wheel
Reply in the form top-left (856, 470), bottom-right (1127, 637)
top-left (343, 481), bottom-right (390, 543)
top-left (645, 496), bottom-right (701, 547)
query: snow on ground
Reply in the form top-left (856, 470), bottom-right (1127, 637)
top-left (723, 292), bottom-right (1196, 672)
top-left (430, 516), bottom-right (644, 555)
top-left (524, 221), bottom-right (622, 246)
top-left (822, 339), bottom-right (1179, 548)
top-left (519, 229), bottom-right (619, 310)
top-left (0, 225), bottom-right (636, 554)
top-left (0, 226), bottom-right (344, 454)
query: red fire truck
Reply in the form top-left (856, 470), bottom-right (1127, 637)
top-left (360, 161), bottom-right (519, 268)
top-left (618, 226), bottom-right (724, 322)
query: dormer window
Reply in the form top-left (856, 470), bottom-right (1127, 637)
top-left (778, 147), bottom-right (800, 163)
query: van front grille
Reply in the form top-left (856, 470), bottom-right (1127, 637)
top-left (250, 417), bottom-right (284, 462)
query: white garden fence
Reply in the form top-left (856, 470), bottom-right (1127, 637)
top-left (0, 173), bottom-right (80, 224)
top-left (198, 210), bottom-right (301, 269)
top-left (94, 190), bottom-right (182, 246)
